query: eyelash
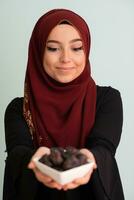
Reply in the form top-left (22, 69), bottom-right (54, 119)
top-left (47, 47), bottom-right (58, 52)
top-left (73, 47), bottom-right (83, 51)
top-left (46, 46), bottom-right (83, 52)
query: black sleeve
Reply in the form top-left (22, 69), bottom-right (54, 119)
top-left (87, 86), bottom-right (123, 154)
top-left (85, 87), bottom-right (125, 199)
top-left (4, 98), bottom-right (34, 153)
top-left (3, 98), bottom-right (38, 200)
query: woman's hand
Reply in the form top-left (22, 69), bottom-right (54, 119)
top-left (28, 147), bottom-right (62, 190)
top-left (62, 148), bottom-right (97, 191)
top-left (28, 147), bottom-right (97, 191)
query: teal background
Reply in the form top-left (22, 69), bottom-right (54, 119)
top-left (0, 0), bottom-right (134, 199)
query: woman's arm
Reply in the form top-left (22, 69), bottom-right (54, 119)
top-left (3, 98), bottom-right (38, 200)
top-left (4, 98), bottom-right (34, 153)
top-left (85, 86), bottom-right (125, 199)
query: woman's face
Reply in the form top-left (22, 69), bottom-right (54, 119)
top-left (43, 24), bottom-right (86, 83)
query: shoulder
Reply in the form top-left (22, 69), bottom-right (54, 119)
top-left (5, 97), bottom-right (23, 114)
top-left (97, 85), bottom-right (121, 99)
top-left (96, 85), bottom-right (122, 111)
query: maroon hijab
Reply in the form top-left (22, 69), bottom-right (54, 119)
top-left (23, 9), bottom-right (96, 148)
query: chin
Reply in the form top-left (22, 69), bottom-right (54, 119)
top-left (57, 76), bottom-right (75, 83)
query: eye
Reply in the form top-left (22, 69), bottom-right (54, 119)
top-left (72, 46), bottom-right (83, 51)
top-left (46, 46), bottom-right (59, 52)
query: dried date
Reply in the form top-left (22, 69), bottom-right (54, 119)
top-left (39, 146), bottom-right (88, 171)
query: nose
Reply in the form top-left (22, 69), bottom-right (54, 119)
top-left (60, 49), bottom-right (71, 63)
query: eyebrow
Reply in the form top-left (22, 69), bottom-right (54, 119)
top-left (46, 38), bottom-right (82, 44)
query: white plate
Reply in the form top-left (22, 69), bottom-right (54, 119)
top-left (33, 157), bottom-right (94, 185)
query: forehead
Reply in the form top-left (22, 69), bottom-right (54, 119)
top-left (47, 24), bottom-right (82, 41)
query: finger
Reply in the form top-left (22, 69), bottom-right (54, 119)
top-left (80, 148), bottom-right (94, 159)
top-left (33, 168), bottom-right (62, 190)
top-left (37, 177), bottom-right (62, 190)
top-left (63, 182), bottom-right (79, 191)
top-left (33, 168), bottom-right (52, 183)
top-left (32, 147), bottom-right (50, 158)
top-left (28, 147), bottom-right (50, 169)
top-left (28, 161), bottom-right (35, 169)
top-left (44, 181), bottom-right (62, 190)
top-left (80, 148), bottom-right (97, 169)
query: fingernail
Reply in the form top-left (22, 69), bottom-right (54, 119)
top-left (27, 164), bottom-right (31, 168)
top-left (28, 163), bottom-right (33, 169)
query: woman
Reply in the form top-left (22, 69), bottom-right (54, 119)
top-left (3, 9), bottom-right (125, 200)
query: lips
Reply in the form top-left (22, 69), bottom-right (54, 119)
top-left (56, 66), bottom-right (75, 70)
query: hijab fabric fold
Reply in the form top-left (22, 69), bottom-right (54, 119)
top-left (23, 9), bottom-right (96, 148)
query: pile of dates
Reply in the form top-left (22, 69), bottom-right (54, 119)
top-left (39, 146), bottom-right (88, 171)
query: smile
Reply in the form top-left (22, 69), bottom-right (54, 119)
top-left (56, 67), bottom-right (75, 71)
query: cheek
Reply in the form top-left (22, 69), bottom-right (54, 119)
top-left (75, 55), bottom-right (86, 71)
top-left (43, 53), bottom-right (55, 71)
